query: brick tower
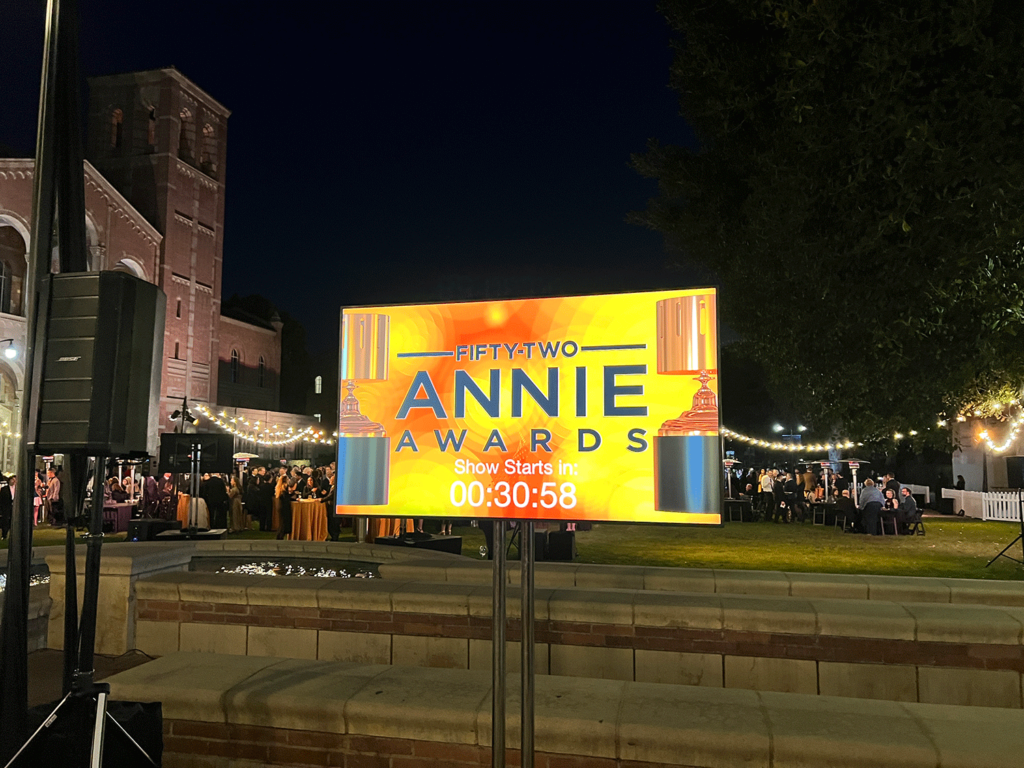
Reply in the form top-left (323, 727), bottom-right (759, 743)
top-left (84, 68), bottom-right (229, 432)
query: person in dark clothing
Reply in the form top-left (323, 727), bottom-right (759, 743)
top-left (259, 467), bottom-right (275, 532)
top-left (0, 474), bottom-right (12, 539)
top-left (772, 471), bottom-right (787, 522)
top-left (199, 473), bottom-right (230, 530)
top-left (277, 478), bottom-right (297, 540)
top-left (324, 469), bottom-right (341, 541)
top-left (835, 489), bottom-right (857, 532)
top-left (898, 487), bottom-right (920, 534)
top-left (883, 474), bottom-right (901, 498)
top-left (955, 475), bottom-right (966, 490)
top-left (784, 472), bottom-right (803, 522)
top-left (244, 468), bottom-right (264, 530)
top-left (833, 472), bottom-right (849, 497)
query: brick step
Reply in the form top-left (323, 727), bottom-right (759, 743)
top-left (106, 652), bottom-right (1024, 768)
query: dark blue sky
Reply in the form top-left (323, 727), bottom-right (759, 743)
top-left (2, 1), bottom-right (697, 350)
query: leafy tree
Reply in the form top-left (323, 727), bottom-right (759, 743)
top-left (634, 0), bottom-right (1024, 446)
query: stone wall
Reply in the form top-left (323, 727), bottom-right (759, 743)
top-left (134, 570), bottom-right (1024, 708)
top-left (106, 651), bottom-right (1024, 768)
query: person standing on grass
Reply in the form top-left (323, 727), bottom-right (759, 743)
top-left (45, 468), bottom-right (63, 526)
top-left (759, 469), bottom-right (774, 519)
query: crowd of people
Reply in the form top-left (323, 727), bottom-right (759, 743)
top-left (735, 467), bottom-right (923, 535)
top-left (4, 459), bottom-right (344, 541)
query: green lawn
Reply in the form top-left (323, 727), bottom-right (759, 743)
top-left (445, 518), bottom-right (1024, 581)
top-left (12, 516), bottom-right (1024, 581)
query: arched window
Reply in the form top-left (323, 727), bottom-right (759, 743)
top-left (110, 109), bottom-right (123, 148)
top-left (230, 349), bottom-right (239, 383)
top-left (258, 356), bottom-right (266, 387)
top-left (147, 108), bottom-right (157, 146)
top-left (200, 124), bottom-right (217, 177)
top-left (314, 375), bottom-right (322, 395)
top-left (175, 299), bottom-right (181, 318)
top-left (178, 108), bottom-right (195, 160)
top-left (174, 342), bottom-right (180, 360)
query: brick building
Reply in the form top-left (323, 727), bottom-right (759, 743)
top-left (0, 67), bottom-right (318, 466)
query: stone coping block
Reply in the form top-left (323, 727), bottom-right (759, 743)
top-left (136, 572), bottom-right (1024, 646)
top-left (106, 652), bottom-right (1024, 767)
top-left (42, 539), bottom-right (456, 578)
top-left (380, 559), bottom-right (1024, 607)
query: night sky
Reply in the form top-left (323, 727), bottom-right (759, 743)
top-left (2, 1), bottom-right (698, 351)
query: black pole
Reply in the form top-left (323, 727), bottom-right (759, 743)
top-left (0, 0), bottom-right (65, 758)
top-left (61, 453), bottom-right (90, 696)
top-left (76, 455), bottom-right (106, 684)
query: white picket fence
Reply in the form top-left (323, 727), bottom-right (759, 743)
top-left (982, 491), bottom-right (1024, 522)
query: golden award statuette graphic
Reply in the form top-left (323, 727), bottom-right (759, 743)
top-left (653, 293), bottom-right (722, 513)
top-left (337, 288), bottom-right (722, 525)
top-left (337, 312), bottom-right (391, 505)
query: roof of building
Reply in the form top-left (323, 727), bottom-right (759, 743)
top-left (220, 305), bottom-right (279, 332)
top-left (86, 67), bottom-right (231, 117)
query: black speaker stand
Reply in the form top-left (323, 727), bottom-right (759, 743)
top-left (3, 675), bottom-right (156, 768)
top-left (986, 488), bottom-right (1024, 568)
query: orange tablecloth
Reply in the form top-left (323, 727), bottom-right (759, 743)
top-left (290, 499), bottom-right (328, 541)
top-left (177, 494), bottom-right (189, 527)
top-left (176, 493), bottom-right (210, 529)
top-left (371, 517), bottom-right (415, 540)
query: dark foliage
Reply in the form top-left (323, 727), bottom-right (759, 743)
top-left (635, 0), bottom-right (1024, 446)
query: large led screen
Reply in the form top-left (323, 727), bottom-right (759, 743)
top-left (336, 288), bottom-right (721, 524)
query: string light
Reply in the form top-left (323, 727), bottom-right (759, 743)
top-left (721, 427), bottom-right (855, 453)
top-left (977, 412), bottom-right (1024, 453)
top-left (192, 404), bottom-right (333, 447)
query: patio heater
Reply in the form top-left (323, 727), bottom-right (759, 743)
top-left (843, 459), bottom-right (870, 505)
top-left (723, 458), bottom-right (741, 498)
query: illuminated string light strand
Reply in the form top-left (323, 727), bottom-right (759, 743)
top-left (726, 399), bottom-right (1023, 454)
top-left (721, 427), bottom-right (856, 453)
top-left (193, 404), bottom-right (333, 446)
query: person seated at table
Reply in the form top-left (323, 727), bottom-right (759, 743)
top-left (898, 487), bottom-right (919, 534)
top-left (882, 487), bottom-right (900, 532)
top-left (108, 478), bottom-right (129, 503)
top-left (833, 471), bottom-right (849, 498)
top-left (835, 489), bottom-right (857, 531)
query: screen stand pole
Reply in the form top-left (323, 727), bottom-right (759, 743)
top-left (189, 441), bottom-right (201, 535)
top-left (491, 519), bottom-right (506, 768)
top-left (521, 520), bottom-right (534, 768)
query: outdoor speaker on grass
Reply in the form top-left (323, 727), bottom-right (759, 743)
top-left (33, 272), bottom-right (165, 456)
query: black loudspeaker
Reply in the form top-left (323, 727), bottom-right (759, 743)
top-left (533, 530), bottom-right (547, 561)
top-left (34, 272), bottom-right (165, 456)
top-left (127, 518), bottom-right (182, 542)
top-left (158, 433), bottom-right (235, 475)
top-left (547, 530), bottom-right (576, 561)
top-left (1006, 457), bottom-right (1024, 489)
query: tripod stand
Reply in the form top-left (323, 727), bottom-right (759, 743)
top-left (3, 456), bottom-right (158, 768)
top-left (985, 488), bottom-right (1024, 568)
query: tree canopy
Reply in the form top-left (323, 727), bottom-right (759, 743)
top-left (635, 0), bottom-right (1024, 446)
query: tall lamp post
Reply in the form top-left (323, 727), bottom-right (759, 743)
top-left (773, 423), bottom-right (807, 443)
